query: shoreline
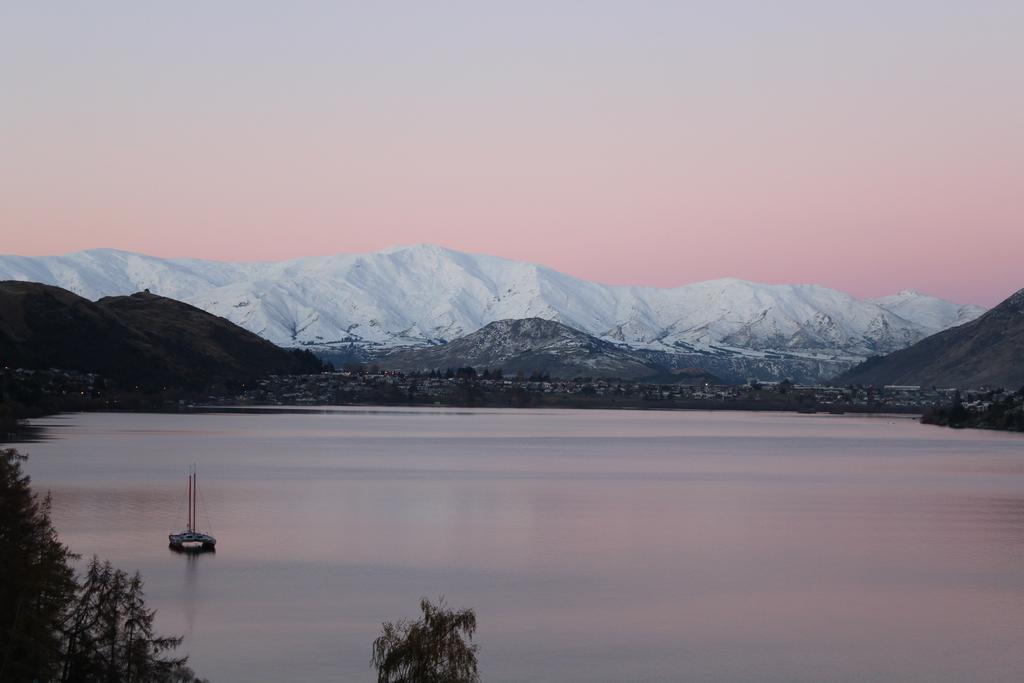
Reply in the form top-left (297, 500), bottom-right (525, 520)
top-left (8, 404), bottom-right (930, 446)
top-left (9, 394), bottom-right (1022, 441)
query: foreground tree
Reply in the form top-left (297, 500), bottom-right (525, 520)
top-left (0, 448), bottom-right (78, 681)
top-left (371, 597), bottom-right (480, 683)
top-left (60, 558), bottom-right (191, 682)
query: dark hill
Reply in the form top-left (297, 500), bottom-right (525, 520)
top-left (835, 288), bottom-right (1024, 389)
top-left (0, 281), bottom-right (322, 389)
top-left (380, 317), bottom-right (719, 383)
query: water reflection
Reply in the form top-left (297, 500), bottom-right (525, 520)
top-left (175, 549), bottom-right (212, 635)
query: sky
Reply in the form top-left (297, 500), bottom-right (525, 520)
top-left (1, 1), bottom-right (1021, 306)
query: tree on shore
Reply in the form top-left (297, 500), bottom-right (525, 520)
top-left (1, 448), bottom-right (78, 681)
top-left (59, 558), bottom-right (191, 682)
top-left (0, 448), bottom-right (205, 682)
top-left (371, 597), bottom-right (480, 683)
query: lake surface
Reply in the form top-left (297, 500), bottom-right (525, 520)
top-left (18, 408), bottom-right (1024, 682)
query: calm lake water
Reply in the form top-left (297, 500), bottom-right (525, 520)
top-left (18, 408), bottom-right (1024, 682)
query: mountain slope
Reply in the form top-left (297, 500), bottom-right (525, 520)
top-left (836, 289), bottom-right (1024, 389)
top-left (380, 318), bottom-right (678, 380)
top-left (0, 245), bottom-right (985, 381)
top-left (0, 281), bottom-right (322, 388)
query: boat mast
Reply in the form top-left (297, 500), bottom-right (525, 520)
top-left (187, 466), bottom-right (193, 532)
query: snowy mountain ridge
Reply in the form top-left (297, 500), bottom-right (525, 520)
top-left (0, 244), bottom-right (985, 381)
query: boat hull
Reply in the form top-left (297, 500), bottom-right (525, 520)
top-left (168, 531), bottom-right (217, 551)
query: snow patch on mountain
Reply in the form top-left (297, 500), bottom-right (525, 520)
top-left (869, 290), bottom-right (985, 332)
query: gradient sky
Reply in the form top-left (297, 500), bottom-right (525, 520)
top-left (2, 1), bottom-right (1021, 305)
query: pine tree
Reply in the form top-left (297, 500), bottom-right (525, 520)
top-left (0, 448), bottom-right (78, 682)
top-left (60, 558), bottom-right (190, 682)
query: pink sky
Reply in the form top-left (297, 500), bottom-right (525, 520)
top-left (2, 3), bottom-right (1021, 306)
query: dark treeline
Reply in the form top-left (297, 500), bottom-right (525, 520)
top-left (922, 387), bottom-right (1024, 431)
top-left (0, 448), bottom-right (205, 682)
top-left (342, 363), bottom-right (518, 381)
top-left (254, 370), bottom-right (934, 415)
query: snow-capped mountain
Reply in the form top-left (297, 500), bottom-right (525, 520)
top-left (0, 245), bottom-right (985, 381)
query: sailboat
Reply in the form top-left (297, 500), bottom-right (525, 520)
top-left (169, 464), bottom-right (217, 551)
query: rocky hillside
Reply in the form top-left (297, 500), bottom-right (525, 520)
top-left (380, 318), bottom-right (716, 381)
